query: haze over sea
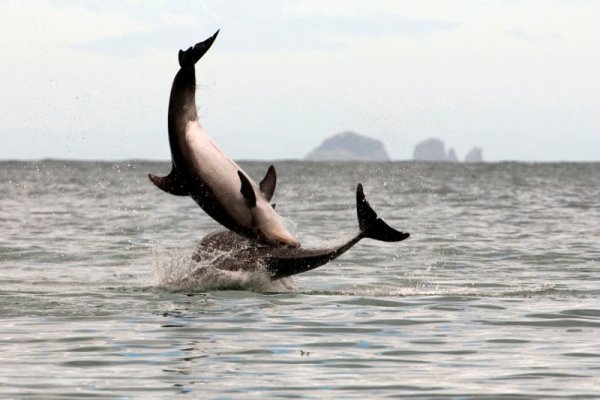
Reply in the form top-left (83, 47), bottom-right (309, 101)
top-left (1, 160), bottom-right (599, 399)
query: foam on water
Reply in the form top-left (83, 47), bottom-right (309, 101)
top-left (304, 282), bottom-right (559, 298)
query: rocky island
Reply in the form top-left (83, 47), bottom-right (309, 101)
top-left (464, 147), bottom-right (484, 163)
top-left (413, 138), bottom-right (457, 162)
top-left (413, 138), bottom-right (484, 162)
top-left (305, 131), bottom-right (390, 162)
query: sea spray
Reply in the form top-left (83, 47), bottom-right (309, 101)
top-left (152, 247), bottom-right (296, 292)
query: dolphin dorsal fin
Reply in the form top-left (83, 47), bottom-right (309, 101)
top-left (259, 165), bottom-right (277, 202)
top-left (238, 171), bottom-right (257, 207)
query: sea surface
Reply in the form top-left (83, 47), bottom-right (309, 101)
top-left (1, 160), bottom-right (599, 399)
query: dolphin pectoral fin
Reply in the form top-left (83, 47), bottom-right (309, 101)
top-left (148, 168), bottom-right (190, 196)
top-left (238, 171), bottom-right (257, 207)
top-left (356, 183), bottom-right (410, 242)
top-left (259, 165), bottom-right (277, 202)
top-left (178, 30), bottom-right (220, 68)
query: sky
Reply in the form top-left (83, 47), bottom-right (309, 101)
top-left (1, 0), bottom-right (599, 161)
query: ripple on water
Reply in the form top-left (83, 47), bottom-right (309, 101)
top-left (2, 161), bottom-right (600, 398)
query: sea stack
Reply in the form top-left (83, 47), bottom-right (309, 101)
top-left (465, 147), bottom-right (484, 162)
top-left (413, 138), bottom-right (457, 162)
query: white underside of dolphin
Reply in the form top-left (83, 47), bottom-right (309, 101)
top-left (148, 30), bottom-right (300, 248)
top-left (181, 119), bottom-right (298, 246)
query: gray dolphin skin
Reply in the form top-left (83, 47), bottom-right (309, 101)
top-left (148, 31), bottom-right (299, 247)
top-left (192, 184), bottom-right (410, 280)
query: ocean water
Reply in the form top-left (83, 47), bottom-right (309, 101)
top-left (1, 160), bottom-right (599, 399)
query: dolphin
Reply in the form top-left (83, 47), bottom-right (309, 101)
top-left (191, 184), bottom-right (410, 280)
top-left (148, 31), bottom-right (300, 247)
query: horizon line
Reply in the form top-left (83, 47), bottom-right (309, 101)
top-left (1, 157), bottom-right (599, 164)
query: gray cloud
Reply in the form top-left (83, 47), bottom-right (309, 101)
top-left (74, 3), bottom-right (460, 57)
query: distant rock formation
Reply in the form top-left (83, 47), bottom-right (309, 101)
top-left (413, 138), bottom-right (457, 162)
top-left (305, 131), bottom-right (390, 161)
top-left (464, 147), bottom-right (484, 163)
top-left (447, 148), bottom-right (458, 162)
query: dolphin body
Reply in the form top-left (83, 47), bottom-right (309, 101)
top-left (148, 31), bottom-right (300, 247)
top-left (191, 184), bottom-right (410, 280)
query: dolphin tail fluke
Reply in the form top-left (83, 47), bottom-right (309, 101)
top-left (356, 183), bottom-right (410, 242)
top-left (178, 30), bottom-right (220, 68)
top-left (148, 167), bottom-right (190, 196)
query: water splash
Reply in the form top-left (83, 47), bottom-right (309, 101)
top-left (151, 247), bottom-right (296, 293)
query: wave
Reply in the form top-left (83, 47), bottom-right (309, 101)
top-left (150, 247), bottom-right (589, 300)
top-left (150, 248), bottom-right (565, 299)
top-left (303, 283), bottom-right (564, 298)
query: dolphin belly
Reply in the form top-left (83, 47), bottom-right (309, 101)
top-left (181, 120), bottom-right (253, 228)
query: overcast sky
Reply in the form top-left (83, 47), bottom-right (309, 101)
top-left (1, 0), bottom-right (599, 161)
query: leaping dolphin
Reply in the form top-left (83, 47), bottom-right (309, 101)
top-left (191, 184), bottom-right (410, 280)
top-left (148, 31), bottom-right (300, 247)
